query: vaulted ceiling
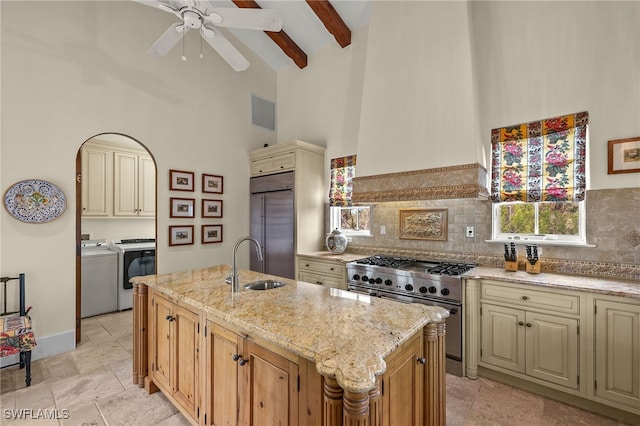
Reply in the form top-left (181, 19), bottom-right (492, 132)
top-left (134, 0), bottom-right (370, 71)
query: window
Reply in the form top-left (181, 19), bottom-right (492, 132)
top-left (490, 112), bottom-right (588, 245)
top-left (328, 155), bottom-right (370, 236)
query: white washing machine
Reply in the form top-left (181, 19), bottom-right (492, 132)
top-left (81, 240), bottom-right (118, 318)
top-left (109, 238), bottom-right (156, 311)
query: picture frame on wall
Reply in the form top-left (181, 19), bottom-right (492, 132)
top-left (170, 197), bottom-right (195, 218)
top-left (169, 225), bottom-right (194, 246)
top-left (202, 224), bottom-right (223, 244)
top-left (608, 137), bottom-right (640, 174)
top-left (399, 208), bottom-right (448, 241)
top-left (169, 169), bottom-right (195, 191)
top-left (202, 199), bottom-right (223, 218)
top-left (202, 174), bottom-right (223, 194)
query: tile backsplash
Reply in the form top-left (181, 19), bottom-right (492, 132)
top-left (346, 188), bottom-right (640, 281)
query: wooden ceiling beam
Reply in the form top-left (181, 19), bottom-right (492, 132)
top-left (305, 0), bottom-right (351, 48)
top-left (232, 0), bottom-right (308, 69)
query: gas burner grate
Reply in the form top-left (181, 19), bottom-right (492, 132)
top-left (426, 263), bottom-right (474, 276)
top-left (356, 255), bottom-right (414, 268)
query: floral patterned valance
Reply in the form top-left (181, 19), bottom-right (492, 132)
top-left (490, 111), bottom-right (588, 203)
top-left (329, 155), bottom-right (357, 207)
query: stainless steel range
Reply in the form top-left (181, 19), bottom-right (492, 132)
top-left (346, 255), bottom-right (474, 376)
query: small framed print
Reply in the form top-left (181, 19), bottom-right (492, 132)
top-left (608, 137), bottom-right (640, 174)
top-left (169, 225), bottom-right (194, 246)
top-left (202, 199), bottom-right (223, 218)
top-left (170, 169), bottom-right (194, 192)
top-left (170, 197), bottom-right (195, 218)
top-left (202, 174), bottom-right (223, 194)
top-left (202, 224), bottom-right (223, 244)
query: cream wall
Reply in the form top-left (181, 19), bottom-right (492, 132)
top-left (1, 1), bottom-right (276, 358)
top-left (277, 1), bottom-right (640, 191)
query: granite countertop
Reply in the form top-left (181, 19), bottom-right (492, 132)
top-left (465, 266), bottom-right (640, 300)
top-left (297, 251), bottom-right (373, 263)
top-left (131, 265), bottom-right (448, 393)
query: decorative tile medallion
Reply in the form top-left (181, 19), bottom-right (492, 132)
top-left (623, 230), bottom-right (640, 247)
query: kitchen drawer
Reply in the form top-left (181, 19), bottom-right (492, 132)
top-left (481, 280), bottom-right (580, 315)
top-left (251, 152), bottom-right (295, 176)
top-left (298, 271), bottom-right (346, 290)
top-left (298, 257), bottom-right (344, 278)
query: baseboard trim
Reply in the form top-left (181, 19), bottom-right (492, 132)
top-left (477, 366), bottom-right (640, 425)
top-left (0, 329), bottom-right (75, 368)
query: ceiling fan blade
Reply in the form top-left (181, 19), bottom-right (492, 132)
top-left (204, 8), bottom-right (282, 32)
top-left (146, 23), bottom-right (188, 56)
top-left (201, 27), bottom-right (249, 71)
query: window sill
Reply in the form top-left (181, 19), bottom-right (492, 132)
top-left (486, 239), bottom-right (596, 248)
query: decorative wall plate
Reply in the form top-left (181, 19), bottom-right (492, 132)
top-left (3, 179), bottom-right (67, 223)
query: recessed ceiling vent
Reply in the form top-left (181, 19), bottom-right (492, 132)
top-left (251, 95), bottom-right (275, 131)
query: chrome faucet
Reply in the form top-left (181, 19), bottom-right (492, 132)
top-left (229, 237), bottom-right (264, 292)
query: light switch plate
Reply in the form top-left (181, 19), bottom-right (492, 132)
top-left (466, 226), bottom-right (474, 238)
top-left (380, 225), bottom-right (386, 235)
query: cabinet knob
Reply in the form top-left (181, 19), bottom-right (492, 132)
top-left (522, 296), bottom-right (529, 301)
top-left (165, 315), bottom-right (175, 322)
top-left (416, 357), bottom-right (426, 365)
top-left (330, 267), bottom-right (334, 271)
top-left (306, 264), bottom-right (310, 267)
top-left (518, 321), bottom-right (524, 326)
top-left (239, 358), bottom-right (249, 366)
top-left (232, 354), bottom-right (241, 361)
top-left (526, 323), bottom-right (532, 328)
top-left (316, 281), bottom-right (322, 285)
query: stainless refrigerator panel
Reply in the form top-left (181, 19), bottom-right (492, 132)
top-left (250, 175), bottom-right (295, 280)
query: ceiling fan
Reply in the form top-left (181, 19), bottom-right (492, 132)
top-left (137, 0), bottom-right (282, 71)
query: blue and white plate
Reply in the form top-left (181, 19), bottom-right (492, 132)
top-left (3, 179), bottom-right (67, 223)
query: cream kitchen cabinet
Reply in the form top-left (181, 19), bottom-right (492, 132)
top-left (205, 319), bottom-right (299, 426)
top-left (479, 281), bottom-right (583, 392)
top-left (149, 292), bottom-right (201, 423)
top-left (249, 141), bottom-right (326, 269)
top-left (81, 145), bottom-right (112, 216)
top-left (114, 152), bottom-right (155, 217)
top-left (590, 295), bottom-right (640, 415)
top-left (296, 255), bottom-right (346, 290)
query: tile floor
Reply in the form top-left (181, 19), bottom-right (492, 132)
top-left (0, 310), bottom-right (632, 425)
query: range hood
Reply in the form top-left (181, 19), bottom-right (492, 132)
top-left (352, 163), bottom-right (489, 203)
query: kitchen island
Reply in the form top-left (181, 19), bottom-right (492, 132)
top-left (131, 265), bottom-right (449, 425)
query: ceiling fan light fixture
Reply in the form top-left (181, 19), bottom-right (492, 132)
top-left (206, 11), bottom-right (223, 25)
top-left (182, 10), bottom-right (202, 29)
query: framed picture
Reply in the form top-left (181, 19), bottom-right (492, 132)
top-left (608, 137), bottom-right (640, 174)
top-left (170, 197), bottom-right (195, 218)
top-left (202, 224), bottom-right (223, 244)
top-left (169, 169), bottom-right (194, 192)
top-left (399, 208), bottom-right (448, 241)
top-left (169, 225), bottom-right (194, 246)
top-left (202, 199), bottom-right (223, 218)
top-left (202, 174), bottom-right (223, 194)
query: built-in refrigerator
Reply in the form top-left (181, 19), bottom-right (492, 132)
top-left (249, 171), bottom-right (295, 279)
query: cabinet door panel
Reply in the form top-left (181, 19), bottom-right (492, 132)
top-left (138, 156), bottom-right (156, 216)
top-left (382, 335), bottom-right (423, 426)
top-left (173, 304), bottom-right (199, 417)
top-left (151, 295), bottom-right (173, 392)
top-left (526, 312), bottom-right (578, 389)
top-left (242, 342), bottom-right (298, 426)
top-left (481, 304), bottom-right (525, 373)
top-left (595, 300), bottom-right (640, 409)
top-left (81, 147), bottom-right (110, 216)
top-left (114, 152), bottom-right (138, 216)
top-left (207, 324), bottom-right (240, 426)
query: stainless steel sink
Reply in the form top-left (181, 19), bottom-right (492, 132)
top-left (244, 280), bottom-right (287, 290)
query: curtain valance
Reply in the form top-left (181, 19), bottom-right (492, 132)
top-left (490, 111), bottom-right (588, 203)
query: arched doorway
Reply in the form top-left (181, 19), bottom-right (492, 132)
top-left (75, 133), bottom-right (157, 344)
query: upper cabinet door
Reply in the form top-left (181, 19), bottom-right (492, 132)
top-left (138, 156), bottom-right (156, 217)
top-left (113, 152), bottom-right (139, 216)
top-left (81, 147), bottom-right (112, 216)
